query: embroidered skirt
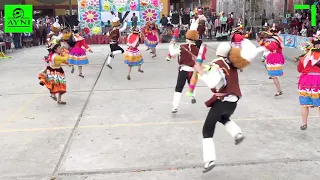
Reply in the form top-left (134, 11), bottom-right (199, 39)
top-left (144, 35), bottom-right (158, 48)
top-left (68, 47), bottom-right (88, 65)
top-left (298, 73), bottom-right (320, 107)
top-left (265, 52), bottom-right (285, 77)
top-left (124, 47), bottom-right (144, 66)
top-left (38, 66), bottom-right (67, 94)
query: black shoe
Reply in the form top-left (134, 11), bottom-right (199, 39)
top-left (127, 75), bottom-right (131, 80)
top-left (79, 74), bottom-right (84, 78)
top-left (71, 68), bottom-right (75, 74)
top-left (203, 161), bottom-right (215, 173)
top-left (235, 133), bottom-right (245, 145)
top-left (191, 98), bottom-right (196, 104)
top-left (107, 64), bottom-right (112, 69)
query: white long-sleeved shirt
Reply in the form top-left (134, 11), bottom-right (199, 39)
top-left (199, 59), bottom-right (239, 102)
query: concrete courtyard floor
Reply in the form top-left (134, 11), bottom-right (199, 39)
top-left (0, 42), bottom-right (319, 180)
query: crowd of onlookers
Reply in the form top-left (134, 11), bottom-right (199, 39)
top-left (159, 8), bottom-right (244, 40)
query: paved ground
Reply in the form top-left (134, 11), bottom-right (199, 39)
top-left (0, 42), bottom-right (319, 180)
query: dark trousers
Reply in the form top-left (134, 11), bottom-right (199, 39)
top-left (175, 70), bottom-right (192, 92)
top-left (208, 29), bottom-right (212, 39)
top-left (202, 100), bottom-right (237, 138)
top-left (110, 43), bottom-right (124, 53)
top-left (14, 39), bottom-right (21, 48)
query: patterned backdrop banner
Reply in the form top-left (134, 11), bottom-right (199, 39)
top-left (139, 0), bottom-right (160, 26)
top-left (78, 0), bottom-right (102, 35)
top-left (100, 0), bottom-right (140, 12)
top-left (283, 34), bottom-right (296, 48)
top-left (279, 34), bottom-right (311, 49)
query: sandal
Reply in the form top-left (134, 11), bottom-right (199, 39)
top-left (300, 124), bottom-right (307, 130)
top-left (138, 69), bottom-right (144, 73)
top-left (71, 68), bottom-right (75, 74)
top-left (51, 96), bottom-right (57, 101)
top-left (58, 101), bottom-right (66, 105)
top-left (275, 91), bottom-right (283, 96)
top-left (269, 77), bottom-right (273, 79)
top-left (152, 55), bottom-right (156, 58)
top-left (79, 74), bottom-right (84, 78)
top-left (127, 75), bottom-right (131, 80)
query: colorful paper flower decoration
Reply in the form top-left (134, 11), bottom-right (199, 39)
top-left (142, 9), bottom-right (158, 22)
top-left (82, 10), bottom-right (99, 23)
top-left (103, 2), bottom-right (111, 11)
top-left (92, 26), bottom-right (101, 34)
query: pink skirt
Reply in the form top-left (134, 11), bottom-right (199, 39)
top-left (265, 52), bottom-right (285, 77)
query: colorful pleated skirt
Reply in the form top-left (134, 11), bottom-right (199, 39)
top-left (38, 66), bottom-right (67, 94)
top-left (144, 35), bottom-right (158, 48)
top-left (124, 47), bottom-right (144, 66)
top-left (68, 47), bottom-right (88, 65)
top-left (265, 52), bottom-right (285, 77)
top-left (298, 73), bottom-right (320, 107)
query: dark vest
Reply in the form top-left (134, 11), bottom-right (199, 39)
top-left (109, 29), bottom-right (120, 42)
top-left (179, 44), bottom-right (199, 67)
top-left (205, 59), bottom-right (242, 107)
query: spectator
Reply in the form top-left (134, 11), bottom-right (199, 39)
top-left (300, 25), bottom-right (307, 37)
top-left (220, 12), bottom-right (227, 32)
top-left (214, 15), bottom-right (221, 35)
top-left (160, 14), bottom-right (168, 27)
top-left (227, 14), bottom-right (234, 32)
top-left (206, 19), bottom-right (213, 39)
top-left (131, 13), bottom-right (138, 28)
top-left (13, 33), bottom-right (21, 49)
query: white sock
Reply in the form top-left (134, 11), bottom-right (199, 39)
top-left (225, 121), bottom-right (242, 138)
top-left (172, 92), bottom-right (182, 108)
top-left (202, 138), bottom-right (216, 163)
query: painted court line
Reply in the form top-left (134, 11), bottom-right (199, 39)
top-left (0, 116), bottom-right (318, 133)
top-left (0, 89), bottom-right (44, 129)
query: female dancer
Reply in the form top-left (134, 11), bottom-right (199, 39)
top-left (258, 32), bottom-right (285, 96)
top-left (144, 22), bottom-right (159, 58)
top-left (124, 27), bottom-right (144, 80)
top-left (297, 30), bottom-right (320, 130)
top-left (194, 40), bottom-right (263, 173)
top-left (39, 43), bottom-right (69, 104)
top-left (68, 27), bottom-right (93, 78)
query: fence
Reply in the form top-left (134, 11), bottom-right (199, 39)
top-left (278, 34), bottom-right (311, 50)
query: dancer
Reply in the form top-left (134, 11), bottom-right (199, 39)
top-left (171, 18), bottom-right (204, 113)
top-left (68, 26), bottom-right (93, 78)
top-left (39, 42), bottom-right (69, 104)
top-left (60, 28), bottom-right (72, 54)
top-left (297, 29), bottom-right (320, 130)
top-left (196, 8), bottom-right (207, 40)
top-left (193, 39), bottom-right (264, 173)
top-left (230, 24), bottom-right (244, 48)
top-left (106, 17), bottom-right (127, 69)
top-left (46, 19), bottom-right (61, 48)
top-left (144, 22), bottom-right (159, 58)
top-left (166, 28), bottom-right (180, 61)
top-left (124, 27), bottom-right (144, 80)
top-left (258, 30), bottom-right (285, 96)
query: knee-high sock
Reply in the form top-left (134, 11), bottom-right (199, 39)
top-left (107, 54), bottom-right (113, 65)
top-left (112, 50), bottom-right (123, 56)
top-left (225, 121), bottom-right (242, 138)
top-left (172, 92), bottom-right (182, 108)
top-left (203, 138), bottom-right (216, 162)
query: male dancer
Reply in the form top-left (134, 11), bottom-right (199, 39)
top-left (171, 18), bottom-right (206, 113)
top-left (193, 39), bottom-right (264, 173)
top-left (106, 17), bottom-right (127, 69)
